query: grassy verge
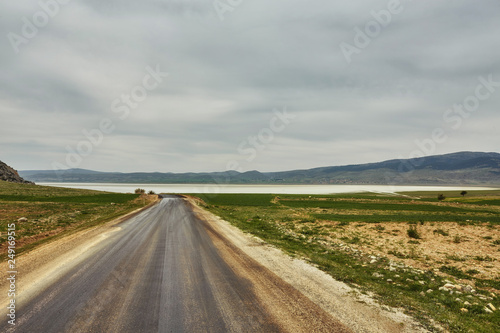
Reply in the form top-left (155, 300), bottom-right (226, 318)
top-left (192, 190), bottom-right (500, 333)
top-left (0, 181), bottom-right (155, 259)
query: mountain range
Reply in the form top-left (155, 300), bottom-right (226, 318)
top-left (18, 151), bottom-right (500, 185)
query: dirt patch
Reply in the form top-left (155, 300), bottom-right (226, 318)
top-left (319, 221), bottom-right (499, 284)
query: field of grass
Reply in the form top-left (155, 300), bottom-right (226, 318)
top-left (194, 190), bottom-right (500, 333)
top-left (0, 181), bottom-right (155, 258)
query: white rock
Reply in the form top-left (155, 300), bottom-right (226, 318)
top-left (460, 308), bottom-right (468, 313)
top-left (419, 281), bottom-right (426, 285)
top-left (426, 289), bottom-right (433, 294)
top-left (455, 298), bottom-right (463, 303)
top-left (370, 259), bottom-right (377, 264)
top-left (484, 307), bottom-right (493, 314)
top-left (487, 303), bottom-right (496, 311)
top-left (444, 283), bottom-right (455, 289)
top-left (18, 217), bottom-right (28, 222)
top-left (463, 285), bottom-right (474, 293)
top-left (463, 301), bottom-right (471, 306)
top-left (387, 279), bottom-right (393, 283)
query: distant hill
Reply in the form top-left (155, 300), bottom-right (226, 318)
top-left (20, 151), bottom-right (500, 185)
top-left (0, 161), bottom-right (34, 184)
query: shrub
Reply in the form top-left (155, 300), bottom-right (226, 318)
top-left (466, 269), bottom-right (480, 275)
top-left (437, 194), bottom-right (446, 201)
top-left (446, 255), bottom-right (466, 262)
top-left (407, 225), bottom-right (421, 239)
top-left (474, 255), bottom-right (494, 262)
top-left (440, 265), bottom-right (469, 279)
top-left (433, 229), bottom-right (449, 236)
top-left (388, 250), bottom-right (406, 258)
top-left (135, 188), bottom-right (146, 194)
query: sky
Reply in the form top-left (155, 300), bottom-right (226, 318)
top-left (1, 0), bottom-right (499, 173)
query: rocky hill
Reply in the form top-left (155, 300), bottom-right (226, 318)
top-left (0, 160), bottom-right (34, 184)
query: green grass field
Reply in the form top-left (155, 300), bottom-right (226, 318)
top-left (0, 181), bottom-right (152, 258)
top-left (194, 190), bottom-right (500, 333)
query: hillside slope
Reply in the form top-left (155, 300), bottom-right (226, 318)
top-left (0, 160), bottom-right (34, 184)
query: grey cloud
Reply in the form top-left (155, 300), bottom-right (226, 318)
top-left (1, 0), bottom-right (499, 172)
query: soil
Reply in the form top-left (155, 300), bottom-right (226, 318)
top-left (321, 221), bottom-right (499, 283)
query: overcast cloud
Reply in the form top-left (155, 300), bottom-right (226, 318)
top-left (1, 0), bottom-right (499, 172)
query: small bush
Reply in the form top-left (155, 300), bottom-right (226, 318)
top-left (446, 255), bottom-right (466, 262)
top-left (388, 250), bottom-right (406, 258)
top-left (135, 188), bottom-right (146, 194)
top-left (474, 255), bottom-right (494, 262)
top-left (407, 225), bottom-right (421, 239)
top-left (440, 265), bottom-right (469, 279)
top-left (466, 269), bottom-right (480, 275)
top-left (148, 190), bottom-right (156, 195)
top-left (437, 194), bottom-right (446, 201)
top-left (433, 229), bottom-right (449, 236)
top-left (453, 235), bottom-right (462, 243)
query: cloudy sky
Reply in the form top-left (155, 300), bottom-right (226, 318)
top-left (1, 0), bottom-right (499, 173)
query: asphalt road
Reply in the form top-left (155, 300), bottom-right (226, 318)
top-left (3, 196), bottom-right (350, 333)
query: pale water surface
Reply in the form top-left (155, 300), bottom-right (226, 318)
top-left (38, 183), bottom-right (498, 195)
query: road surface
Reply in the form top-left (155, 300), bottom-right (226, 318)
top-left (2, 196), bottom-right (350, 332)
